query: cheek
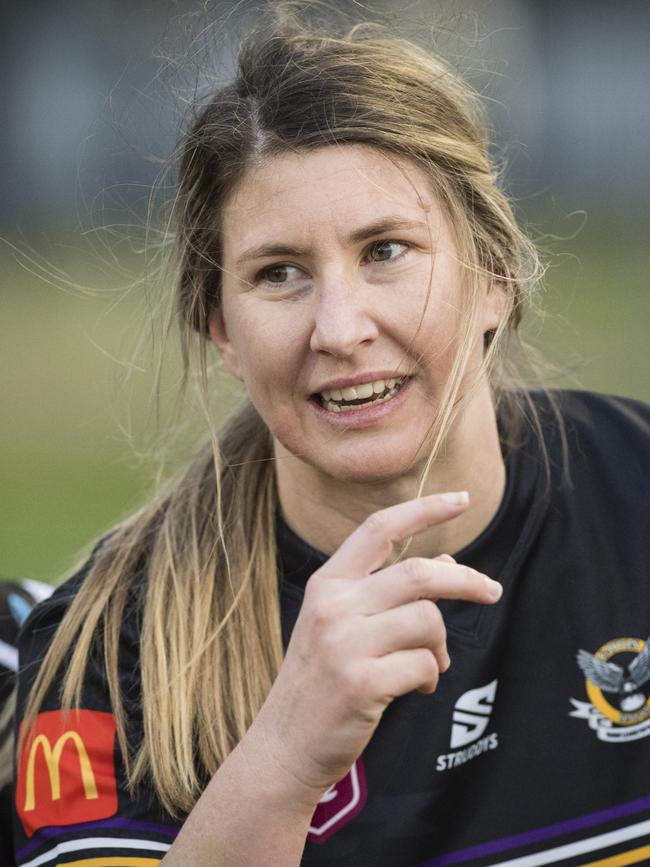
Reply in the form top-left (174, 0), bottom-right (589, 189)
top-left (229, 308), bottom-right (305, 408)
top-left (406, 295), bottom-right (464, 373)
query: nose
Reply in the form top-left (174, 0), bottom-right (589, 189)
top-left (309, 275), bottom-right (379, 357)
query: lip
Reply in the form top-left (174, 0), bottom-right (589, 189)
top-left (310, 371), bottom-right (411, 395)
top-left (308, 375), bottom-right (413, 429)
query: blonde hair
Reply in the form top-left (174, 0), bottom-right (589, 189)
top-left (21, 6), bottom-right (549, 816)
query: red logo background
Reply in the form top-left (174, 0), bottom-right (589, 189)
top-left (16, 709), bottom-right (118, 836)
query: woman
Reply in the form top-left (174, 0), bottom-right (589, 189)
top-left (12, 11), bottom-right (650, 867)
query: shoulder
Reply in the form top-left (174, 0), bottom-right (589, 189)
top-left (522, 387), bottom-right (648, 436)
top-left (553, 388), bottom-right (650, 437)
top-left (17, 548), bottom-right (98, 681)
top-left (0, 579), bottom-right (54, 681)
top-left (523, 388), bottom-right (649, 457)
top-left (529, 389), bottom-right (650, 511)
top-left (16, 535), bottom-right (142, 714)
top-left (21, 537), bottom-right (108, 624)
top-left (552, 389), bottom-right (649, 472)
top-left (1, 578), bottom-right (55, 740)
top-left (17, 534), bottom-right (138, 661)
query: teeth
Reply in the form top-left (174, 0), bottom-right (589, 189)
top-left (355, 382), bottom-right (374, 399)
top-left (321, 377), bottom-right (401, 403)
top-left (320, 376), bottom-right (407, 413)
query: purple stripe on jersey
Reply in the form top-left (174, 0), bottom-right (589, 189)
top-left (415, 795), bottom-right (650, 866)
top-left (16, 817), bottom-right (179, 860)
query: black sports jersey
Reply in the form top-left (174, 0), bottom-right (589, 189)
top-left (10, 390), bottom-right (650, 867)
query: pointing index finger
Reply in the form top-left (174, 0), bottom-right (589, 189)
top-left (321, 492), bottom-right (470, 578)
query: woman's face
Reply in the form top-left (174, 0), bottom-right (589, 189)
top-left (210, 144), bottom-right (502, 483)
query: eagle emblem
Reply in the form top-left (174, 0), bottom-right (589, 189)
top-left (577, 635), bottom-right (650, 712)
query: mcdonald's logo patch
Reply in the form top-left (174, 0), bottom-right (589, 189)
top-left (16, 709), bottom-right (118, 836)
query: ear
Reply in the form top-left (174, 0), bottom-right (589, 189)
top-left (207, 308), bottom-right (243, 381)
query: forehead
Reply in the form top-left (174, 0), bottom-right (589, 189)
top-left (222, 145), bottom-right (446, 258)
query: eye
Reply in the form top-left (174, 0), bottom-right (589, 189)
top-left (255, 263), bottom-right (303, 285)
top-left (364, 240), bottom-right (409, 264)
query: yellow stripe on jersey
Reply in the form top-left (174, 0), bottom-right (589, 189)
top-left (59, 859), bottom-right (161, 866)
top-left (579, 844), bottom-right (650, 867)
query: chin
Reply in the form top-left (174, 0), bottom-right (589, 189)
top-left (330, 466), bottom-right (413, 486)
top-left (272, 420), bottom-right (430, 485)
top-left (311, 445), bottom-right (425, 486)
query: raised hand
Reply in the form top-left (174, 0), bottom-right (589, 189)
top-left (253, 492), bottom-right (502, 800)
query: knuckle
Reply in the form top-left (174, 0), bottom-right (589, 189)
top-left (303, 572), bottom-right (322, 601)
top-left (431, 603), bottom-right (445, 635)
top-left (363, 510), bottom-right (390, 537)
top-left (341, 664), bottom-right (372, 702)
top-left (307, 596), bottom-right (340, 631)
top-left (465, 566), bottom-right (485, 589)
top-left (416, 598), bottom-right (441, 631)
top-left (303, 570), bottom-right (330, 606)
top-left (419, 650), bottom-right (440, 687)
top-left (404, 557), bottom-right (430, 588)
top-left (457, 564), bottom-right (475, 584)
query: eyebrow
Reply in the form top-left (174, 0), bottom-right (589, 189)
top-left (233, 217), bottom-right (429, 269)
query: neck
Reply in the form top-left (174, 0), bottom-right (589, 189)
top-left (275, 385), bottom-right (506, 559)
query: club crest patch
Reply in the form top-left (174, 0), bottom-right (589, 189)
top-left (307, 757), bottom-right (367, 843)
top-left (570, 635), bottom-right (650, 742)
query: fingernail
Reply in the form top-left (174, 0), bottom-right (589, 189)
top-left (485, 577), bottom-right (503, 600)
top-left (440, 491), bottom-right (469, 506)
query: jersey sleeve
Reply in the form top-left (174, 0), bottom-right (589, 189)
top-left (12, 560), bottom-right (182, 867)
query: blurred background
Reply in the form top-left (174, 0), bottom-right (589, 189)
top-left (1, 0), bottom-right (648, 583)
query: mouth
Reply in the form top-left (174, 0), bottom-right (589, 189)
top-left (312, 376), bottom-right (409, 413)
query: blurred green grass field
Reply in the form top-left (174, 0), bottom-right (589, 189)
top-left (1, 226), bottom-right (648, 583)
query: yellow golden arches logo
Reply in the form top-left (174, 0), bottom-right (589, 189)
top-left (23, 731), bottom-right (99, 811)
